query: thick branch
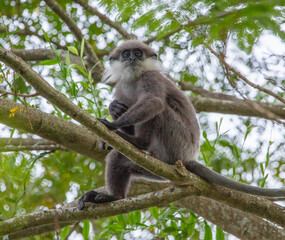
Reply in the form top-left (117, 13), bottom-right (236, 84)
top-left (0, 98), bottom-right (106, 160)
top-left (183, 82), bottom-right (285, 121)
top-left (177, 197), bottom-right (285, 240)
top-left (4, 181), bottom-right (285, 240)
top-left (44, 0), bottom-right (103, 72)
top-left (73, 0), bottom-right (134, 39)
top-left (11, 48), bottom-right (107, 61)
top-left (12, 49), bottom-right (82, 65)
top-left (0, 186), bottom-right (195, 236)
top-left (0, 47), bottom-right (284, 227)
top-left (190, 96), bottom-right (285, 120)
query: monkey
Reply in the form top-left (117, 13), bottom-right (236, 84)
top-left (77, 40), bottom-right (285, 210)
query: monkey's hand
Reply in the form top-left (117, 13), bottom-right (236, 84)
top-left (78, 191), bottom-right (117, 210)
top-left (97, 118), bottom-right (118, 130)
top-left (109, 100), bottom-right (128, 120)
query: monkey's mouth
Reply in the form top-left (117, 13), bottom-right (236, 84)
top-left (125, 61), bottom-right (140, 70)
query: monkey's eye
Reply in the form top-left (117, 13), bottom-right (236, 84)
top-left (135, 50), bottom-right (143, 57)
top-left (122, 51), bottom-right (130, 59)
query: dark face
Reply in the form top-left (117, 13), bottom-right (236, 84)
top-left (120, 48), bottom-right (144, 67)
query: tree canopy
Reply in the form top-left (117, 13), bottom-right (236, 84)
top-left (0, 0), bottom-right (284, 239)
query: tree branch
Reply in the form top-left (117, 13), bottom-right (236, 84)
top-left (11, 48), bottom-right (108, 61)
top-left (0, 138), bottom-right (69, 152)
top-left (182, 82), bottom-right (285, 120)
top-left (177, 197), bottom-right (285, 240)
top-left (44, 0), bottom-right (104, 73)
top-left (11, 49), bottom-right (82, 65)
top-left (4, 181), bottom-right (285, 240)
top-left (145, 9), bottom-right (240, 44)
top-left (0, 186), bottom-right (196, 236)
top-left (0, 27), bottom-right (67, 50)
top-left (0, 98), bottom-right (106, 160)
top-left (208, 46), bottom-right (285, 105)
top-left (190, 96), bottom-right (285, 120)
top-left (72, 0), bottom-right (134, 39)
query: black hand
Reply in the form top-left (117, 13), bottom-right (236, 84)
top-left (97, 118), bottom-right (118, 130)
top-left (109, 100), bottom-right (128, 119)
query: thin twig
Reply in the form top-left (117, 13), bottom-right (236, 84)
top-left (73, 0), bottom-right (134, 39)
top-left (208, 46), bottom-right (285, 104)
top-left (0, 26), bottom-right (67, 50)
top-left (145, 9), bottom-right (239, 44)
top-left (0, 88), bottom-right (39, 98)
top-left (64, 221), bottom-right (80, 240)
top-left (44, 0), bottom-right (104, 73)
top-left (23, 97), bottom-right (33, 130)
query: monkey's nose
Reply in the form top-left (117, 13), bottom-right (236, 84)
top-left (129, 52), bottom-right (136, 61)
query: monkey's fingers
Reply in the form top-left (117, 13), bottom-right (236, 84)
top-left (111, 100), bottom-right (128, 109)
top-left (109, 102), bottom-right (128, 116)
top-left (97, 118), bottom-right (118, 130)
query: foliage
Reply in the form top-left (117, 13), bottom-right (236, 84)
top-left (0, 0), bottom-right (284, 239)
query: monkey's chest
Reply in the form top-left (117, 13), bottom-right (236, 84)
top-left (114, 82), bottom-right (138, 106)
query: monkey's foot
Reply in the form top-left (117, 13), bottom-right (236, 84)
top-left (99, 140), bottom-right (113, 150)
top-left (78, 191), bottom-right (117, 210)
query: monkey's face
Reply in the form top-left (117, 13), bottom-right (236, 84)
top-left (120, 49), bottom-right (144, 70)
top-left (102, 41), bottom-right (163, 84)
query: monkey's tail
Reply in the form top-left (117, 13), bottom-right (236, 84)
top-left (184, 161), bottom-right (285, 198)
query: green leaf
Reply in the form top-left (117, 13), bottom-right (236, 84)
top-left (82, 220), bottom-right (90, 240)
top-left (261, 174), bottom-right (268, 187)
top-left (80, 37), bottom-right (85, 59)
top-left (69, 64), bottom-right (86, 74)
top-left (60, 226), bottom-right (70, 239)
top-left (38, 59), bottom-right (60, 66)
top-left (216, 226), bottom-right (225, 240)
top-left (135, 210), bottom-right (141, 223)
top-left (244, 125), bottom-right (255, 141)
top-left (202, 150), bottom-right (208, 164)
top-left (149, 207), bottom-right (159, 220)
top-left (232, 145), bottom-right (240, 159)
top-left (65, 51), bottom-right (70, 66)
top-left (5, 197), bottom-right (16, 203)
top-left (68, 46), bottom-right (79, 56)
top-left (260, 163), bottom-right (264, 176)
top-left (204, 222), bottom-right (212, 240)
top-left (187, 213), bottom-right (197, 235)
top-left (117, 214), bottom-right (127, 228)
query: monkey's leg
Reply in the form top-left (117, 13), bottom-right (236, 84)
top-left (78, 150), bottom-right (165, 210)
top-left (78, 151), bottom-right (133, 210)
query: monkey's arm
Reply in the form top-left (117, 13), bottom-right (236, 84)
top-left (99, 100), bottom-right (135, 150)
top-left (100, 71), bottom-right (166, 130)
top-left (185, 161), bottom-right (285, 198)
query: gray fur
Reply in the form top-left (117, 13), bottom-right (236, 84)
top-left (78, 40), bottom-right (285, 210)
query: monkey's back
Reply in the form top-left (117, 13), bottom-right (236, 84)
top-left (158, 78), bottom-right (200, 163)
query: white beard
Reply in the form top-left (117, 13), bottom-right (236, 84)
top-left (101, 58), bottom-right (165, 84)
